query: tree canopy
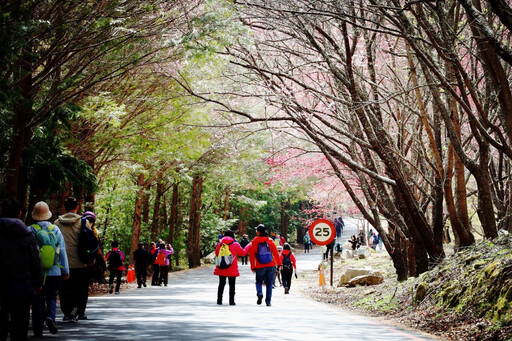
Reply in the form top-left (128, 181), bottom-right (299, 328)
top-left (1, 0), bottom-right (511, 279)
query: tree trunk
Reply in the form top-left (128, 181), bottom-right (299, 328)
top-left (223, 186), bottom-right (229, 221)
top-left (445, 146), bottom-right (475, 248)
top-left (129, 173), bottom-right (144, 263)
top-left (507, 179), bottom-right (512, 233)
top-left (238, 206), bottom-right (248, 236)
top-left (142, 184), bottom-right (150, 225)
top-left (167, 182), bottom-right (178, 245)
top-left (5, 53), bottom-right (32, 201)
top-left (388, 222), bottom-right (409, 281)
top-left (475, 144), bottom-right (498, 238)
top-left (280, 198), bottom-right (290, 239)
top-left (187, 175), bottom-right (203, 268)
top-left (151, 181), bottom-right (163, 241)
top-left (162, 194), bottom-right (168, 236)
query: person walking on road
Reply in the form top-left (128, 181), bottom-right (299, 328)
top-left (148, 242), bottom-right (160, 286)
top-left (239, 234), bottom-right (249, 265)
top-left (273, 245), bottom-right (283, 288)
top-left (280, 243), bottom-right (297, 294)
top-left (303, 233), bottom-right (310, 253)
top-left (133, 243), bottom-right (151, 288)
top-left (0, 197), bottom-right (43, 341)
top-left (156, 243), bottom-right (174, 286)
top-left (214, 230), bottom-right (248, 305)
top-left (106, 241), bottom-right (125, 294)
top-left (30, 201), bottom-right (69, 336)
top-left (247, 224), bottom-right (281, 307)
top-left (55, 197), bottom-right (96, 322)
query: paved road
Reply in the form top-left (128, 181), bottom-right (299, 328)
top-left (43, 224), bottom-right (438, 341)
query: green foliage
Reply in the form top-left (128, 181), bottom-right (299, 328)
top-left (25, 105), bottom-right (97, 196)
top-left (94, 165), bottom-right (138, 253)
top-left (200, 212), bottom-right (237, 256)
top-left (355, 293), bottom-right (400, 313)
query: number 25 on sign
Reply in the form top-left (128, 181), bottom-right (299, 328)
top-left (308, 219), bottom-right (335, 246)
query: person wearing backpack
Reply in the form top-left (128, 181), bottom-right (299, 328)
top-left (214, 230), bottom-right (248, 305)
top-left (54, 197), bottom-right (98, 322)
top-left (0, 197), bottom-right (43, 341)
top-left (156, 243), bottom-right (174, 286)
top-left (303, 233), bottom-right (310, 253)
top-left (247, 224), bottom-right (281, 307)
top-left (106, 241), bottom-right (126, 295)
top-left (29, 201), bottom-right (69, 337)
top-left (279, 243), bottom-right (297, 294)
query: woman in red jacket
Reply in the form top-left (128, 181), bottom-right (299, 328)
top-left (214, 230), bottom-right (248, 305)
top-left (279, 243), bottom-right (297, 294)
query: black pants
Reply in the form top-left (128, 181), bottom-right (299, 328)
top-left (324, 245), bottom-right (332, 260)
top-left (109, 269), bottom-right (122, 293)
top-left (61, 267), bottom-right (90, 317)
top-left (217, 276), bottom-right (236, 304)
top-left (0, 282), bottom-right (34, 341)
top-left (151, 264), bottom-right (160, 286)
top-left (135, 264), bottom-right (147, 287)
top-left (158, 265), bottom-right (169, 286)
top-left (241, 255), bottom-right (248, 265)
top-left (304, 243), bottom-right (310, 253)
top-left (281, 269), bottom-right (293, 290)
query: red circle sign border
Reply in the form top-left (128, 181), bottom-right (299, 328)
top-left (308, 219), bottom-right (336, 245)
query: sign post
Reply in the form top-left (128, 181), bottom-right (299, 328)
top-left (309, 219), bottom-right (336, 286)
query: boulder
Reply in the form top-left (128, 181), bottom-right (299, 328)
top-left (347, 274), bottom-right (384, 287)
top-left (414, 282), bottom-right (427, 305)
top-left (202, 251), bottom-right (216, 265)
top-left (338, 267), bottom-right (383, 286)
top-left (339, 267), bottom-right (374, 285)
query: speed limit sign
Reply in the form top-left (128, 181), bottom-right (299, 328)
top-left (309, 219), bottom-right (336, 245)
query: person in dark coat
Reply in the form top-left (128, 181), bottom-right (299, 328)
top-left (133, 243), bottom-right (151, 288)
top-left (0, 197), bottom-right (43, 340)
top-left (239, 234), bottom-right (250, 265)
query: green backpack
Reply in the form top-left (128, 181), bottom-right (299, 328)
top-left (32, 224), bottom-right (61, 271)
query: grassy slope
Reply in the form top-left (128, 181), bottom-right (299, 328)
top-left (297, 237), bottom-right (512, 341)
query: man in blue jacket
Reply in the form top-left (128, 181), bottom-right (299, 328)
top-left (0, 197), bottom-right (43, 340)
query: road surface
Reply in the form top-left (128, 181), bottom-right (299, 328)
top-left (43, 221), bottom-right (438, 341)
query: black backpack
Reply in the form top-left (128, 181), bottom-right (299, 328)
top-left (108, 250), bottom-right (123, 268)
top-left (78, 217), bottom-right (100, 265)
top-left (282, 253), bottom-right (293, 271)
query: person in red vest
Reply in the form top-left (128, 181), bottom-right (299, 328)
top-left (247, 224), bottom-right (281, 306)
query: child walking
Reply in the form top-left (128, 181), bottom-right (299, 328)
top-left (280, 243), bottom-right (297, 294)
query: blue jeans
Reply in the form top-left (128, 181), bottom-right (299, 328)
top-left (33, 276), bottom-right (60, 334)
top-left (255, 267), bottom-right (276, 305)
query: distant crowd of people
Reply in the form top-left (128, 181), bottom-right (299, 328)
top-left (347, 229), bottom-right (382, 251)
